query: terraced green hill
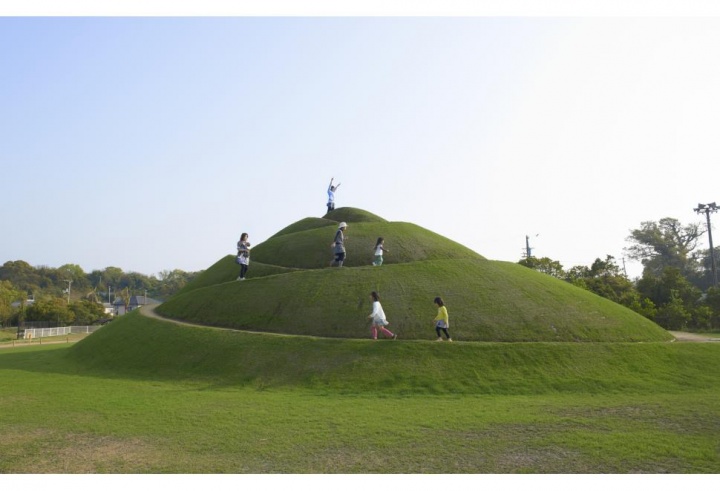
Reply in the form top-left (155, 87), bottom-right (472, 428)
top-left (158, 208), bottom-right (671, 342)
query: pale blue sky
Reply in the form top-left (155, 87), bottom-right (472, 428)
top-left (2, 15), bottom-right (720, 278)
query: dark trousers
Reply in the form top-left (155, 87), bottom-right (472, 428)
top-left (436, 326), bottom-right (450, 339)
top-left (239, 264), bottom-right (248, 278)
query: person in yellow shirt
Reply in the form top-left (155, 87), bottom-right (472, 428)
top-left (433, 296), bottom-right (452, 342)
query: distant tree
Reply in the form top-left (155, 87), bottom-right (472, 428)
top-left (0, 260), bottom-right (42, 295)
top-left (69, 299), bottom-right (106, 325)
top-left (635, 267), bottom-right (711, 330)
top-left (695, 246), bottom-right (720, 290)
top-left (118, 271), bottom-right (158, 294)
top-left (0, 262), bottom-right (201, 312)
top-left (654, 290), bottom-right (692, 331)
top-left (518, 256), bottom-right (565, 278)
top-left (636, 267), bottom-right (701, 309)
top-left (89, 267), bottom-right (120, 303)
top-left (564, 265), bottom-right (590, 286)
top-left (59, 263), bottom-right (91, 291)
top-left (155, 269), bottom-right (197, 299)
top-left (703, 287), bottom-right (720, 330)
top-left (0, 280), bottom-right (22, 327)
top-left (625, 218), bottom-right (703, 280)
top-left (24, 297), bottom-right (75, 325)
top-left (565, 255), bottom-right (656, 318)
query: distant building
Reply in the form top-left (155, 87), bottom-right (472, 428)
top-left (113, 295), bottom-right (160, 316)
top-left (102, 303), bottom-right (115, 317)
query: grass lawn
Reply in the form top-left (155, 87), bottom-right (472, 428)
top-left (2, 313), bottom-right (720, 474)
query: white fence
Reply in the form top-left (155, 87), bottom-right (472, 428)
top-left (23, 326), bottom-right (101, 340)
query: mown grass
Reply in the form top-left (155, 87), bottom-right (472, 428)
top-left (158, 259), bottom-right (671, 342)
top-left (0, 328), bottom-right (17, 342)
top-left (63, 313), bottom-right (710, 394)
top-left (1, 311), bottom-right (719, 473)
top-left (164, 207), bottom-right (670, 343)
top-left (0, 207), bottom-right (708, 473)
top-left (251, 220), bottom-right (483, 270)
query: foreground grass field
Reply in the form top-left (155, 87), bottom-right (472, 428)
top-left (1, 311), bottom-right (719, 473)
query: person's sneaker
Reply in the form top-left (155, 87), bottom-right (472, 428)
top-left (435, 338), bottom-right (443, 342)
top-left (448, 338), bottom-right (453, 342)
top-left (392, 334), bottom-right (397, 340)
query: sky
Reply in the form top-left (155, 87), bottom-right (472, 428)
top-left (3, 4), bottom-right (720, 280)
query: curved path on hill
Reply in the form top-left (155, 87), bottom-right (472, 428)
top-left (138, 303), bottom-right (324, 339)
top-left (138, 303), bottom-right (718, 343)
top-left (140, 303), bottom-right (222, 329)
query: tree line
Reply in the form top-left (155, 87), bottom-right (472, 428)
top-left (0, 261), bottom-right (200, 328)
top-left (519, 217), bottom-right (720, 332)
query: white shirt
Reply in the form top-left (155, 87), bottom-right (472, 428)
top-left (370, 301), bottom-right (386, 324)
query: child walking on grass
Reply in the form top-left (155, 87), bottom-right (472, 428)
top-left (373, 237), bottom-right (388, 266)
top-left (368, 291), bottom-right (397, 340)
top-left (433, 296), bottom-right (452, 342)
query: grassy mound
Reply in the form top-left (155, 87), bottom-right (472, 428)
top-left (174, 255), bottom-right (299, 296)
top-left (69, 310), bottom-right (709, 394)
top-left (252, 214), bottom-right (482, 270)
top-left (323, 207), bottom-right (387, 223)
top-left (157, 207), bottom-right (671, 342)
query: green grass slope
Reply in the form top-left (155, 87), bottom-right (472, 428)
top-left (158, 258), bottom-right (670, 342)
top-left (68, 310), bottom-right (711, 395)
top-left (252, 219), bottom-right (483, 270)
top-left (174, 255), bottom-right (299, 296)
top-left (158, 207), bottom-right (671, 342)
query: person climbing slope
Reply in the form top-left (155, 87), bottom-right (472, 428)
top-left (368, 291), bottom-right (397, 340)
top-left (433, 296), bottom-right (452, 342)
top-left (330, 222), bottom-right (347, 267)
top-left (373, 237), bottom-right (389, 266)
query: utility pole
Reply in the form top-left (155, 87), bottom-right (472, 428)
top-left (524, 234), bottom-right (539, 259)
top-left (525, 235), bottom-right (532, 258)
top-left (64, 280), bottom-right (72, 305)
top-left (694, 202), bottom-right (719, 287)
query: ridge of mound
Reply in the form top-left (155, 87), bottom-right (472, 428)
top-left (251, 220), bottom-right (483, 270)
top-left (269, 217), bottom-right (337, 239)
top-left (323, 207), bottom-right (387, 223)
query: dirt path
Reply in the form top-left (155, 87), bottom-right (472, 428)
top-left (138, 303), bottom-right (317, 339)
top-left (4, 308), bottom-right (714, 348)
top-left (139, 303), bottom-right (218, 330)
top-left (142, 304), bottom-right (718, 343)
top-left (668, 331), bottom-right (720, 342)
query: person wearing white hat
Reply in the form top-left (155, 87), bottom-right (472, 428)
top-left (330, 222), bottom-right (347, 267)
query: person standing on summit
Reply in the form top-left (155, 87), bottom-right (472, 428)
top-left (327, 177), bottom-right (341, 214)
